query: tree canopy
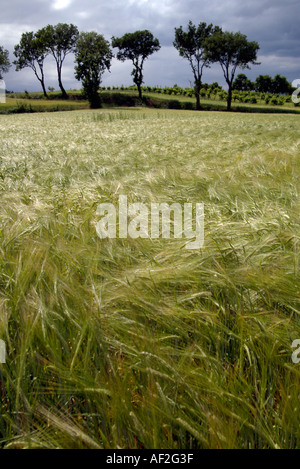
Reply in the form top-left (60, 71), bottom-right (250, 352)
top-left (0, 45), bottom-right (11, 80)
top-left (254, 74), bottom-right (273, 93)
top-left (112, 30), bottom-right (160, 100)
top-left (75, 31), bottom-right (112, 108)
top-left (271, 74), bottom-right (292, 94)
top-left (232, 73), bottom-right (254, 91)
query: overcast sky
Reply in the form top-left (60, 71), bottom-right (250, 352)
top-left (1, 0), bottom-right (299, 92)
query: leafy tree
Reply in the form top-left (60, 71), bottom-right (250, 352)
top-left (0, 46), bottom-right (10, 80)
top-left (74, 31), bottom-right (112, 109)
top-left (255, 74), bottom-right (292, 95)
top-left (272, 74), bottom-right (292, 94)
top-left (14, 32), bottom-right (49, 98)
top-left (206, 30), bottom-right (260, 111)
top-left (112, 30), bottom-right (160, 100)
top-left (173, 21), bottom-right (219, 110)
top-left (232, 73), bottom-right (254, 91)
top-left (37, 23), bottom-right (79, 99)
top-left (209, 82), bottom-right (222, 91)
top-left (254, 75), bottom-right (273, 93)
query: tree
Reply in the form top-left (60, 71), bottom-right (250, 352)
top-left (173, 21), bottom-right (219, 110)
top-left (0, 46), bottom-right (10, 80)
top-left (272, 74), bottom-right (292, 94)
top-left (206, 30), bottom-right (259, 111)
top-left (14, 32), bottom-right (49, 98)
top-left (37, 23), bottom-right (79, 99)
top-left (74, 31), bottom-right (112, 109)
top-left (254, 74), bottom-right (292, 95)
top-left (232, 73), bottom-right (254, 91)
top-left (112, 30), bottom-right (160, 100)
top-left (254, 75), bottom-right (273, 93)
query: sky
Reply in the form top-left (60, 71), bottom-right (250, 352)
top-left (1, 0), bottom-right (299, 92)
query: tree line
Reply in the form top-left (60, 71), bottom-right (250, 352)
top-left (0, 21), bottom-right (294, 111)
top-left (232, 73), bottom-right (293, 95)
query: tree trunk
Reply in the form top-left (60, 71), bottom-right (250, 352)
top-left (36, 76), bottom-right (48, 99)
top-left (137, 83), bottom-right (142, 100)
top-left (227, 86), bottom-right (232, 111)
top-left (41, 80), bottom-right (48, 99)
top-left (195, 91), bottom-right (201, 110)
top-left (36, 66), bottom-right (48, 98)
top-left (84, 79), bottom-right (101, 109)
top-left (57, 63), bottom-right (68, 99)
top-left (194, 79), bottom-right (201, 110)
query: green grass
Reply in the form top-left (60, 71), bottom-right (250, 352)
top-left (99, 89), bottom-right (300, 113)
top-left (0, 97), bottom-right (89, 113)
top-left (0, 108), bottom-right (299, 448)
top-left (1, 89), bottom-right (299, 115)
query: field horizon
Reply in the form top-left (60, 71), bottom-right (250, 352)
top-left (1, 88), bottom-right (299, 116)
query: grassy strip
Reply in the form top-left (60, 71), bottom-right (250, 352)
top-left (0, 97), bottom-right (89, 114)
top-left (1, 90), bottom-right (299, 115)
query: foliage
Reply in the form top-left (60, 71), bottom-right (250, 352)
top-left (255, 74), bottom-right (292, 94)
top-left (255, 75), bottom-right (274, 93)
top-left (167, 99), bottom-right (182, 109)
top-left (0, 45), bottom-right (10, 79)
top-left (75, 32), bottom-right (112, 109)
top-left (233, 73), bottom-right (254, 91)
top-left (112, 30), bottom-right (160, 100)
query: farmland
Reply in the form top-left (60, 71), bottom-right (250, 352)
top-left (0, 108), bottom-right (299, 448)
top-left (2, 88), bottom-right (300, 115)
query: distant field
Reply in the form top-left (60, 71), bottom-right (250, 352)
top-left (134, 90), bottom-right (300, 112)
top-left (0, 108), bottom-right (299, 448)
top-left (1, 89), bottom-right (299, 114)
top-left (0, 96), bottom-right (89, 113)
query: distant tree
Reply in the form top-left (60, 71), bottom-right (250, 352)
top-left (254, 75), bottom-right (273, 93)
top-left (75, 31), bottom-right (112, 108)
top-left (37, 23), bottom-right (79, 99)
top-left (0, 46), bottom-right (10, 80)
top-left (173, 21), bottom-right (219, 110)
top-left (206, 30), bottom-right (260, 111)
top-left (14, 32), bottom-right (49, 98)
top-left (272, 74), bottom-right (292, 94)
top-left (232, 73), bottom-right (254, 91)
top-left (208, 82), bottom-right (222, 92)
top-left (112, 30), bottom-right (160, 100)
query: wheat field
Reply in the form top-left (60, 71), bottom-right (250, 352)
top-left (0, 108), bottom-right (299, 448)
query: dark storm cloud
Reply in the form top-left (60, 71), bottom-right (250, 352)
top-left (0, 0), bottom-right (299, 91)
